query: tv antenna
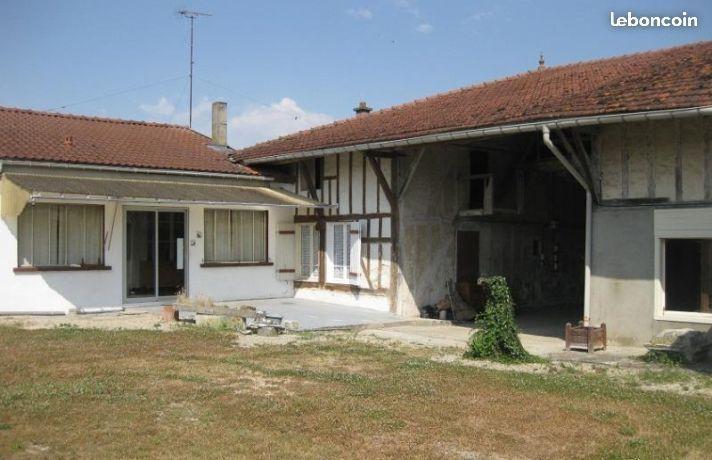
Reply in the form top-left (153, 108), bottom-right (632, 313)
top-left (178, 10), bottom-right (212, 128)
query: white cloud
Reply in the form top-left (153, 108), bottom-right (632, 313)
top-left (138, 96), bottom-right (212, 129)
top-left (394, 0), bottom-right (420, 17)
top-left (139, 96), bottom-right (334, 149)
top-left (228, 98), bottom-right (335, 148)
top-left (416, 22), bottom-right (433, 33)
top-left (139, 97), bottom-right (176, 117)
top-left (347, 7), bottom-right (373, 20)
top-left (467, 10), bottom-right (494, 22)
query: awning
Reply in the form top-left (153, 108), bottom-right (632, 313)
top-left (0, 172), bottom-right (329, 217)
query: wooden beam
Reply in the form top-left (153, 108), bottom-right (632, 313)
top-left (366, 153), bottom-right (396, 209)
top-left (299, 160), bottom-right (318, 201)
top-left (366, 151), bottom-right (404, 159)
top-left (555, 130), bottom-right (598, 202)
top-left (294, 212), bottom-right (391, 223)
top-left (398, 146), bottom-right (425, 199)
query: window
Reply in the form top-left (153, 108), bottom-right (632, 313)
top-left (468, 151), bottom-right (492, 211)
top-left (204, 209), bottom-right (267, 263)
top-left (332, 223), bottom-right (350, 280)
top-left (17, 203), bottom-right (104, 267)
top-left (664, 239), bottom-right (712, 313)
top-left (326, 221), bottom-right (360, 284)
top-left (298, 224), bottom-right (319, 279)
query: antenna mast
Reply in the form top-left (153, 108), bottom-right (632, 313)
top-left (178, 10), bottom-right (212, 128)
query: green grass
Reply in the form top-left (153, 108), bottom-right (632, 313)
top-left (0, 325), bottom-right (710, 459)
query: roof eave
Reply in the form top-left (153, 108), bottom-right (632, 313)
top-left (243, 105), bottom-right (712, 165)
top-left (0, 159), bottom-right (272, 181)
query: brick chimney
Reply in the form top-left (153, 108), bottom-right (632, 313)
top-left (211, 101), bottom-right (228, 146)
top-left (353, 101), bottom-right (372, 116)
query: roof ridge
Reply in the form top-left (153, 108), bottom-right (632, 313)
top-left (233, 40), bottom-right (712, 154)
top-left (0, 105), bottom-right (192, 130)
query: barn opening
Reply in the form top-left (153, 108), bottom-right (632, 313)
top-left (454, 131), bottom-right (587, 336)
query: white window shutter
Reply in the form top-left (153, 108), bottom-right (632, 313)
top-left (349, 221), bottom-right (361, 284)
top-left (276, 223), bottom-right (296, 280)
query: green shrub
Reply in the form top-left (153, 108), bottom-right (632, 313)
top-left (465, 276), bottom-right (539, 363)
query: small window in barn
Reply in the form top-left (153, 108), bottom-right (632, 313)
top-left (468, 151), bottom-right (492, 211)
top-left (204, 209), bottom-right (268, 264)
top-left (298, 158), bottom-right (323, 193)
top-left (17, 203), bottom-right (104, 268)
top-left (664, 239), bottom-right (712, 313)
top-left (298, 224), bottom-right (320, 280)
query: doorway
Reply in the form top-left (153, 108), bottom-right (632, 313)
top-left (456, 231), bottom-right (481, 308)
top-left (125, 209), bottom-right (186, 301)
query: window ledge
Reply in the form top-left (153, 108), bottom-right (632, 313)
top-left (14, 265), bottom-right (112, 273)
top-left (200, 262), bottom-right (273, 268)
top-left (655, 312), bottom-right (712, 325)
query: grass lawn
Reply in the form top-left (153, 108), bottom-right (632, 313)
top-left (0, 325), bottom-right (711, 459)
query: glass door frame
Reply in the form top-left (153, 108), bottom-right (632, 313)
top-left (122, 206), bottom-right (189, 304)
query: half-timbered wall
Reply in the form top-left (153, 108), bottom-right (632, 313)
top-left (596, 117), bottom-right (712, 203)
top-left (292, 152), bottom-right (395, 294)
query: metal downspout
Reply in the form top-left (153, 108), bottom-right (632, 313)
top-left (541, 126), bottom-right (592, 326)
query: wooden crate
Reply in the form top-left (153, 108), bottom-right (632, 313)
top-left (565, 322), bottom-right (607, 352)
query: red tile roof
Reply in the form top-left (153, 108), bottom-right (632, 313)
top-left (0, 107), bottom-right (261, 176)
top-left (235, 41), bottom-right (712, 163)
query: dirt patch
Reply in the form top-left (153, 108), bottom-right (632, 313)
top-left (0, 310), bottom-right (169, 330)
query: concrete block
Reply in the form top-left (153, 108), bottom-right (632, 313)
top-left (647, 328), bottom-right (712, 363)
top-left (195, 313), bottom-right (245, 330)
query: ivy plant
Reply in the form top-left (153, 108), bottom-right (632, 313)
top-left (465, 276), bottom-right (541, 363)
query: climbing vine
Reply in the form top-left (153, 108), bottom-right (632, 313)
top-left (465, 276), bottom-right (540, 363)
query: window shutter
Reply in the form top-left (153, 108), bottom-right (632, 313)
top-left (349, 221), bottom-right (361, 284)
top-left (277, 223), bottom-right (296, 280)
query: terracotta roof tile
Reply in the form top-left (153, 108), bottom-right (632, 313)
top-left (0, 108), bottom-right (260, 175)
top-left (234, 41), bottom-right (712, 162)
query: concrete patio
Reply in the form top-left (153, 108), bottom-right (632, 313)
top-left (220, 297), bottom-right (405, 330)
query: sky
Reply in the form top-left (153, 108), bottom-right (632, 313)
top-left (1, 0), bottom-right (711, 148)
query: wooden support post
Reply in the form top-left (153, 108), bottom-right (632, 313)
top-left (300, 160), bottom-right (319, 202)
top-left (366, 153), bottom-right (397, 209)
top-left (398, 146), bottom-right (425, 199)
top-left (389, 157), bottom-right (400, 314)
top-left (556, 130), bottom-right (598, 202)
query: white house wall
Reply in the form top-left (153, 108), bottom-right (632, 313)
top-left (0, 201), bottom-right (294, 313)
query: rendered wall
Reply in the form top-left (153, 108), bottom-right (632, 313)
top-left (0, 200), bottom-right (293, 313)
top-left (396, 144), bottom-right (467, 316)
top-left (591, 117), bottom-right (712, 344)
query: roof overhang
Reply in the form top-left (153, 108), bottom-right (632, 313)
top-left (243, 106), bottom-right (712, 164)
top-left (0, 171), bottom-right (330, 218)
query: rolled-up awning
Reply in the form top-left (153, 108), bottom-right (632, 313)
top-left (0, 172), bottom-right (329, 217)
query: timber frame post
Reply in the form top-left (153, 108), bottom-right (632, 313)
top-left (300, 160), bottom-right (327, 286)
top-left (366, 152), bottom-right (400, 312)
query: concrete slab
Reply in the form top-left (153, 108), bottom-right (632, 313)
top-left (358, 324), bottom-right (647, 362)
top-left (219, 297), bottom-right (404, 331)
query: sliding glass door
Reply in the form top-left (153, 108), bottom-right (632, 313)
top-left (126, 209), bottom-right (186, 300)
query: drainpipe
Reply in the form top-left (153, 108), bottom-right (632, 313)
top-left (541, 126), bottom-right (592, 326)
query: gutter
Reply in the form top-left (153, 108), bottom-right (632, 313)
top-left (244, 105), bottom-right (712, 164)
top-left (541, 125), bottom-right (592, 326)
top-left (0, 159), bottom-right (273, 181)
top-left (28, 194), bottom-right (334, 208)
